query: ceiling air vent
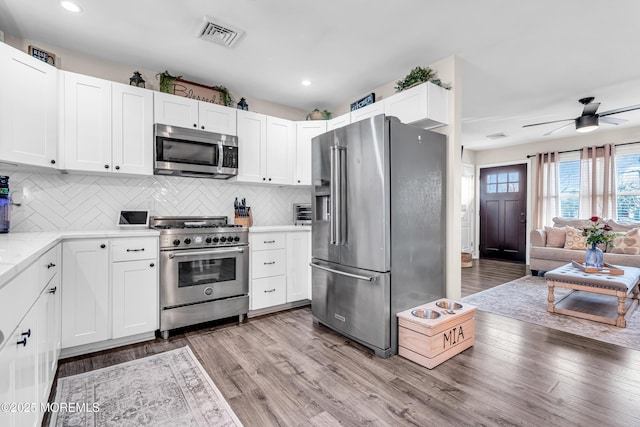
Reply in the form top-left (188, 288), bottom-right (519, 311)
top-left (198, 17), bottom-right (244, 48)
top-left (486, 132), bottom-right (507, 140)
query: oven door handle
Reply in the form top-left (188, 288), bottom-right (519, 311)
top-left (168, 247), bottom-right (245, 259)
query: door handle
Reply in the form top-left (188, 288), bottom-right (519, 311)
top-left (309, 263), bottom-right (375, 282)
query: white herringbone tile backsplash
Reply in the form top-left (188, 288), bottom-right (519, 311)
top-left (3, 171), bottom-right (311, 232)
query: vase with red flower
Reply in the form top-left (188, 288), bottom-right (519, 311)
top-left (582, 216), bottom-right (614, 268)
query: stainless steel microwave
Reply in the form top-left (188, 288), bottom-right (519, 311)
top-left (154, 124), bottom-right (238, 179)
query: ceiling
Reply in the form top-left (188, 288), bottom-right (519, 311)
top-left (2, 0), bottom-right (640, 151)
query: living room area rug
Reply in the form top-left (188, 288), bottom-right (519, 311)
top-left (49, 346), bottom-right (243, 427)
top-left (461, 275), bottom-right (640, 351)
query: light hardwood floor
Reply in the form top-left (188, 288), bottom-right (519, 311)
top-left (50, 260), bottom-right (640, 426)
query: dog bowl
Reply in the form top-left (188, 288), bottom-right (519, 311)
top-left (411, 309), bottom-right (440, 319)
top-left (435, 300), bottom-right (463, 310)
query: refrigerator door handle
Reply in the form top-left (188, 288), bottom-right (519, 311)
top-left (337, 146), bottom-right (347, 245)
top-left (309, 262), bottom-right (375, 282)
top-left (330, 146), bottom-right (338, 245)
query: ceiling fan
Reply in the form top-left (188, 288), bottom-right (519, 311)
top-left (523, 97), bottom-right (640, 136)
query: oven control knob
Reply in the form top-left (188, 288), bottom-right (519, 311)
top-left (204, 287), bottom-right (213, 296)
top-left (234, 236), bottom-right (240, 242)
top-left (212, 237), bottom-right (219, 243)
top-left (184, 238), bottom-right (191, 245)
top-left (220, 236), bottom-right (227, 242)
top-left (173, 239), bottom-right (180, 246)
top-left (205, 237), bottom-right (212, 244)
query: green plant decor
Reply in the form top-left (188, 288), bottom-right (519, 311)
top-left (395, 66), bottom-right (448, 92)
top-left (212, 85), bottom-right (234, 107)
top-left (157, 70), bottom-right (180, 94)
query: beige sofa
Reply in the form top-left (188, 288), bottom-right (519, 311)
top-left (530, 217), bottom-right (640, 275)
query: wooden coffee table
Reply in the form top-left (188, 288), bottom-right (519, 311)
top-left (545, 263), bottom-right (640, 328)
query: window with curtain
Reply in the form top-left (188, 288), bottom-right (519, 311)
top-left (548, 145), bottom-right (640, 222)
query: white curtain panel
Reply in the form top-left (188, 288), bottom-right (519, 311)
top-left (579, 144), bottom-right (617, 219)
top-left (534, 151), bottom-right (560, 227)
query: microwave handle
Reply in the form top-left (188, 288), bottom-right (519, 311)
top-left (217, 142), bottom-right (223, 171)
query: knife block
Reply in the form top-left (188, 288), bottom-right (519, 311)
top-left (234, 210), bottom-right (253, 227)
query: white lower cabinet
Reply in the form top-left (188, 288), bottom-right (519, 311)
top-left (61, 240), bottom-right (110, 348)
top-left (0, 244), bottom-right (61, 427)
top-left (62, 237), bottom-right (158, 350)
top-left (249, 229), bottom-right (311, 311)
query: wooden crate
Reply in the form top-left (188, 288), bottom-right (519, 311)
top-left (397, 299), bottom-right (476, 369)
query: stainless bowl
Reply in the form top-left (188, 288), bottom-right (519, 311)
top-left (435, 300), bottom-right (463, 310)
top-left (411, 309), bottom-right (440, 319)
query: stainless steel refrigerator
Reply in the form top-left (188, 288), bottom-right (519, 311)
top-left (310, 114), bottom-right (446, 358)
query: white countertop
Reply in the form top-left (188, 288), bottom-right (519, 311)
top-left (249, 225), bottom-right (311, 232)
top-left (0, 229), bottom-right (160, 289)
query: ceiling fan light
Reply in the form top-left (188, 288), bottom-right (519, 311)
top-left (575, 115), bottom-right (599, 133)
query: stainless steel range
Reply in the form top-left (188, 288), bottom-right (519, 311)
top-left (151, 216), bottom-right (249, 339)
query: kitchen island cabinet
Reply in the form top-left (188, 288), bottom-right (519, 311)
top-left (0, 42), bottom-right (58, 169)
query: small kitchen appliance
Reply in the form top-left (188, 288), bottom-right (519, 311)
top-left (0, 176), bottom-right (9, 233)
top-left (154, 124), bottom-right (238, 179)
top-left (293, 203), bottom-right (311, 225)
top-left (151, 216), bottom-right (249, 338)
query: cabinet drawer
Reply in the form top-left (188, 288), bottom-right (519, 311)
top-left (39, 245), bottom-right (59, 289)
top-left (111, 238), bottom-right (158, 262)
top-left (251, 249), bottom-right (286, 278)
top-left (251, 233), bottom-right (286, 251)
top-left (251, 275), bottom-right (286, 310)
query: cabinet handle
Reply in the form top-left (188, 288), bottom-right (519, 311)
top-left (47, 262), bottom-right (56, 269)
top-left (48, 286), bottom-right (57, 294)
top-left (21, 329), bottom-right (31, 338)
top-left (115, 165), bottom-right (120, 170)
top-left (262, 177), bottom-right (266, 181)
top-left (264, 288), bottom-right (276, 293)
top-left (104, 164), bottom-right (110, 169)
top-left (100, 244), bottom-right (106, 249)
top-left (16, 337), bottom-right (27, 347)
top-left (264, 240), bottom-right (275, 244)
top-left (193, 123), bottom-right (197, 128)
top-left (268, 178), bottom-right (272, 181)
top-left (149, 263), bottom-right (155, 267)
top-left (264, 261), bottom-right (276, 265)
top-left (297, 180), bottom-right (301, 183)
top-left (50, 159), bottom-right (56, 165)
top-left (126, 248), bottom-right (145, 252)
top-left (201, 126), bottom-right (205, 130)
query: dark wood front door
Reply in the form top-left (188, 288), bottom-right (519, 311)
top-left (480, 164), bottom-right (527, 263)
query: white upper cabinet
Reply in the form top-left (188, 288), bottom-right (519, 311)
top-left (153, 92), bottom-right (199, 129)
top-left (383, 82), bottom-right (449, 128)
top-left (62, 71), bottom-right (112, 173)
top-left (0, 42), bottom-right (58, 168)
top-left (199, 101), bottom-right (237, 135)
top-left (265, 116), bottom-right (294, 185)
top-left (112, 82), bottom-right (154, 175)
top-left (62, 72), bottom-right (153, 175)
top-left (236, 110), bottom-right (265, 183)
top-left (295, 121), bottom-right (327, 185)
top-left (350, 101), bottom-right (385, 124)
top-left (154, 91), bottom-right (237, 135)
top-left (326, 112), bottom-right (351, 131)
top-left (236, 111), bottom-right (293, 185)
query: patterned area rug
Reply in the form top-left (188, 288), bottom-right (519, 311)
top-left (461, 275), bottom-right (640, 351)
top-left (49, 346), bottom-right (243, 427)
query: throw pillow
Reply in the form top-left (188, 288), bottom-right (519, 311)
top-left (564, 226), bottom-right (587, 250)
top-left (609, 228), bottom-right (640, 255)
top-left (544, 226), bottom-right (566, 248)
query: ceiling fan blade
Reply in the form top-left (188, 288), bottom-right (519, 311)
top-left (599, 104), bottom-right (640, 117)
top-left (543, 122), bottom-right (574, 136)
top-left (600, 116), bottom-right (627, 125)
top-left (522, 118), bottom-right (574, 128)
top-left (582, 102), bottom-right (600, 116)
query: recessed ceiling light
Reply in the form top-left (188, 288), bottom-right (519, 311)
top-left (301, 80), bottom-right (311, 86)
top-left (60, 1), bottom-right (82, 13)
